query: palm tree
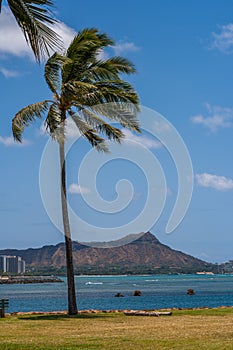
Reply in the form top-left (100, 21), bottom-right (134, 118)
top-left (0, 0), bottom-right (62, 62)
top-left (12, 28), bottom-right (140, 315)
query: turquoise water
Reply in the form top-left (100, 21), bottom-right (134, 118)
top-left (0, 274), bottom-right (233, 312)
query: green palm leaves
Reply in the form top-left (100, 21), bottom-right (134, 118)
top-left (0, 0), bottom-right (62, 62)
top-left (12, 101), bottom-right (50, 142)
top-left (12, 28), bottom-right (140, 150)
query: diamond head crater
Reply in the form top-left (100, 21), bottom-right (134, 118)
top-left (0, 232), bottom-right (217, 275)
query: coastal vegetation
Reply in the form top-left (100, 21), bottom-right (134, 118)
top-left (0, 308), bottom-right (232, 349)
top-left (23, 264), bottom-right (216, 276)
top-left (0, 275), bottom-right (62, 284)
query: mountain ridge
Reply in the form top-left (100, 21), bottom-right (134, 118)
top-left (0, 232), bottom-right (215, 275)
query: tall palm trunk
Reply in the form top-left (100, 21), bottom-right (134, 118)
top-left (59, 127), bottom-right (78, 315)
top-left (11, 29), bottom-right (140, 316)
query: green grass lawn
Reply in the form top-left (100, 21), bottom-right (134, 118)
top-left (0, 308), bottom-right (232, 349)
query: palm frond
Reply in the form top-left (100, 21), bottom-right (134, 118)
top-left (62, 28), bottom-right (114, 84)
top-left (76, 80), bottom-right (139, 111)
top-left (104, 56), bottom-right (136, 74)
top-left (96, 86), bottom-right (139, 105)
top-left (67, 28), bottom-right (113, 60)
top-left (90, 103), bottom-right (141, 133)
top-left (81, 108), bottom-right (124, 142)
top-left (45, 52), bottom-right (69, 95)
top-left (12, 100), bottom-right (49, 141)
top-left (60, 81), bottom-right (95, 109)
top-left (7, 0), bottom-right (62, 62)
top-left (69, 111), bottom-right (108, 152)
top-left (63, 81), bottom-right (97, 97)
top-left (44, 102), bottom-right (61, 136)
top-left (87, 56), bottom-right (136, 81)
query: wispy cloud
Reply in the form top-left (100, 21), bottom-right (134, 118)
top-left (191, 104), bottom-right (233, 132)
top-left (53, 21), bottom-right (76, 50)
top-left (96, 48), bottom-right (109, 60)
top-left (0, 67), bottom-right (20, 78)
top-left (112, 41), bottom-right (140, 55)
top-left (0, 6), bottom-right (76, 60)
top-left (151, 186), bottom-right (173, 197)
top-left (68, 183), bottom-right (90, 194)
top-left (0, 135), bottom-right (30, 147)
top-left (122, 129), bottom-right (162, 149)
top-left (0, 7), bottom-right (32, 58)
top-left (211, 23), bottom-right (233, 53)
top-left (39, 123), bottom-right (48, 136)
top-left (196, 173), bottom-right (233, 191)
top-left (39, 118), bottom-right (81, 138)
top-left (65, 119), bottom-right (82, 138)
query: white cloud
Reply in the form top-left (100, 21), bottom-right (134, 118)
top-left (65, 119), bottom-right (81, 138)
top-left (0, 67), bottom-right (20, 78)
top-left (96, 48), bottom-right (109, 60)
top-left (191, 104), bottom-right (233, 132)
top-left (0, 6), bottom-right (76, 60)
top-left (52, 21), bottom-right (76, 51)
top-left (122, 128), bottom-right (162, 149)
top-left (39, 123), bottom-right (48, 136)
top-left (39, 119), bottom-right (81, 138)
top-left (211, 23), bottom-right (233, 53)
top-left (0, 135), bottom-right (30, 147)
top-left (196, 173), bottom-right (233, 191)
top-left (0, 7), bottom-right (32, 58)
top-left (112, 42), bottom-right (140, 55)
top-left (151, 186), bottom-right (173, 197)
top-left (153, 120), bottom-right (172, 133)
top-left (68, 183), bottom-right (90, 194)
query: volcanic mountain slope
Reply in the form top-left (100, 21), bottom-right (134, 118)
top-left (0, 232), bottom-right (214, 274)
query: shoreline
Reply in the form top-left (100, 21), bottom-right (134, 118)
top-left (8, 305), bottom-right (233, 316)
top-left (0, 276), bottom-right (63, 284)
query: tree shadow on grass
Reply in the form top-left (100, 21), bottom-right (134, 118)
top-left (18, 313), bottom-right (116, 321)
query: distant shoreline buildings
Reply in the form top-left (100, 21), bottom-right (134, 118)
top-left (0, 255), bottom-right (25, 274)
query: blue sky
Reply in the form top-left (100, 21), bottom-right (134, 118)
top-left (0, 0), bottom-right (233, 263)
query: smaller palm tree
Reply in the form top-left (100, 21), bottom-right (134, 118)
top-left (12, 28), bottom-right (140, 315)
top-left (0, 0), bottom-right (62, 62)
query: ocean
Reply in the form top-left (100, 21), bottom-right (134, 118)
top-left (0, 274), bottom-right (233, 313)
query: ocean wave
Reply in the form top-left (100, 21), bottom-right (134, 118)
top-left (85, 282), bottom-right (103, 285)
top-left (145, 279), bottom-right (159, 282)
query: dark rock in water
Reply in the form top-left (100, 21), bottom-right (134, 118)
top-left (187, 288), bottom-right (195, 295)
top-left (115, 292), bottom-right (124, 297)
top-left (133, 290), bottom-right (142, 296)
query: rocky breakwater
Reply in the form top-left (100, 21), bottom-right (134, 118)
top-left (0, 276), bottom-right (63, 284)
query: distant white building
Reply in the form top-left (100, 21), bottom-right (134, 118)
top-left (0, 255), bottom-right (25, 274)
